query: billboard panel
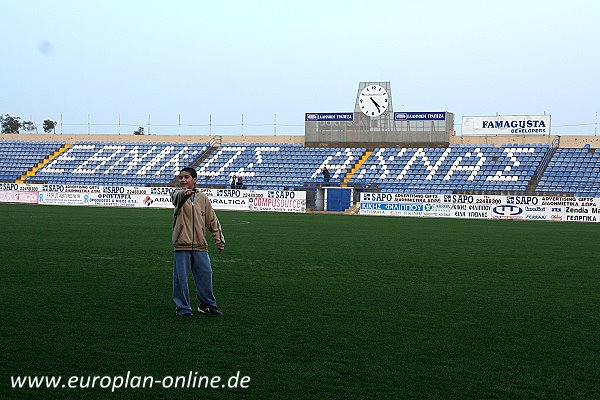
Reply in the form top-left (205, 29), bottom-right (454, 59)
top-left (394, 112), bottom-right (446, 121)
top-left (305, 113), bottom-right (354, 122)
top-left (462, 115), bottom-right (551, 135)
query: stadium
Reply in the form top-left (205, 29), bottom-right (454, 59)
top-left (2, 82), bottom-right (599, 219)
top-left (2, 81), bottom-right (600, 399)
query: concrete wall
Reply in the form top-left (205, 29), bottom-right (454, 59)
top-left (0, 134), bottom-right (305, 145)
top-left (1, 133), bottom-right (598, 148)
top-left (449, 134), bottom-right (600, 148)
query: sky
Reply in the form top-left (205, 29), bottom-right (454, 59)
top-left (1, 0), bottom-right (599, 136)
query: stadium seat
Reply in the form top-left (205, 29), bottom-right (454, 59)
top-left (28, 141), bottom-right (210, 185)
top-left (2, 140), bottom-right (597, 196)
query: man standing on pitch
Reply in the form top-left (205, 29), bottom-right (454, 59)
top-left (171, 167), bottom-right (225, 316)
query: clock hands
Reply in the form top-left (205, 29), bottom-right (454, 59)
top-left (359, 84), bottom-right (388, 117)
top-left (370, 97), bottom-right (381, 113)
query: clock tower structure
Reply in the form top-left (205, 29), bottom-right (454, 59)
top-left (354, 81), bottom-right (395, 133)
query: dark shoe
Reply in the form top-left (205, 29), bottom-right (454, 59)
top-left (197, 305), bottom-right (223, 316)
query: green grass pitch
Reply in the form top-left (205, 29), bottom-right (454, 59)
top-left (1, 203), bottom-right (599, 399)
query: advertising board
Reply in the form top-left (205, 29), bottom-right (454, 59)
top-left (462, 115), bottom-right (551, 135)
top-left (359, 193), bottom-right (599, 223)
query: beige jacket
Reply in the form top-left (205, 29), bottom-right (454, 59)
top-left (171, 189), bottom-right (225, 252)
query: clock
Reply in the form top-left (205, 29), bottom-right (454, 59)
top-left (358, 84), bottom-right (389, 117)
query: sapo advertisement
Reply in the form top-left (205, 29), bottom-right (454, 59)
top-left (1, 184), bottom-right (597, 221)
top-left (359, 193), bottom-right (599, 223)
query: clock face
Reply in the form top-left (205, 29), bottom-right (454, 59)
top-left (359, 84), bottom-right (389, 117)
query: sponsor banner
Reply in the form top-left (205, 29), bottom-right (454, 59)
top-left (0, 183), bottom-right (43, 192)
top-left (505, 195), bottom-right (544, 206)
top-left (87, 193), bottom-right (138, 207)
top-left (537, 196), bottom-right (600, 208)
top-left (266, 190), bottom-right (301, 200)
top-left (362, 192), bottom-right (445, 203)
top-left (242, 190), bottom-right (266, 199)
top-left (505, 195), bottom-right (598, 222)
top-left (443, 194), bottom-right (504, 206)
top-left (490, 204), bottom-right (524, 220)
top-left (394, 112), bottom-right (446, 121)
top-left (565, 212), bottom-right (599, 223)
top-left (211, 188), bottom-right (244, 198)
top-left (140, 195), bottom-right (173, 208)
top-left (202, 189), bottom-right (305, 212)
top-left (38, 192), bottom-right (88, 206)
top-left (0, 191), bottom-right (39, 204)
top-left (5, 184), bottom-right (598, 221)
top-left (395, 193), bottom-right (444, 203)
top-left (547, 206), bottom-right (566, 222)
top-left (360, 201), bottom-right (424, 217)
top-left (360, 193), bottom-right (502, 219)
top-left (65, 185), bottom-right (102, 194)
top-left (0, 183), bottom-right (22, 191)
top-left (248, 197), bottom-right (306, 213)
top-left (521, 205), bottom-right (561, 222)
top-left (210, 196), bottom-right (249, 211)
top-left (101, 186), bottom-right (129, 194)
top-left (359, 193), bottom-right (600, 223)
top-left (564, 198), bottom-right (600, 222)
top-left (447, 194), bottom-right (503, 219)
top-left (149, 186), bottom-right (177, 196)
top-left (137, 188), bottom-right (306, 212)
top-left (449, 203), bottom-right (493, 219)
top-left (121, 186), bottom-right (152, 195)
top-left (40, 184), bottom-right (101, 193)
top-left (41, 184), bottom-right (68, 192)
top-left (197, 188), bottom-right (215, 197)
top-left (423, 203), bottom-right (454, 218)
top-left (305, 112), bottom-right (354, 122)
top-left (462, 115), bottom-right (551, 135)
top-left (20, 184), bottom-right (43, 192)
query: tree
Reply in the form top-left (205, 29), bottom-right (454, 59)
top-left (43, 119), bottom-right (57, 134)
top-left (133, 126), bottom-right (144, 135)
top-left (1, 114), bottom-right (21, 134)
top-left (21, 120), bottom-right (37, 133)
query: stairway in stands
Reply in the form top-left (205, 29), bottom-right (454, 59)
top-left (168, 136), bottom-right (222, 186)
top-left (16, 143), bottom-right (72, 184)
top-left (342, 150), bottom-right (372, 186)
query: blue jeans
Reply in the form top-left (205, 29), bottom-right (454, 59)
top-left (173, 251), bottom-right (217, 315)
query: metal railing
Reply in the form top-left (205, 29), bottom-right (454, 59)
top-left (532, 136), bottom-right (560, 182)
